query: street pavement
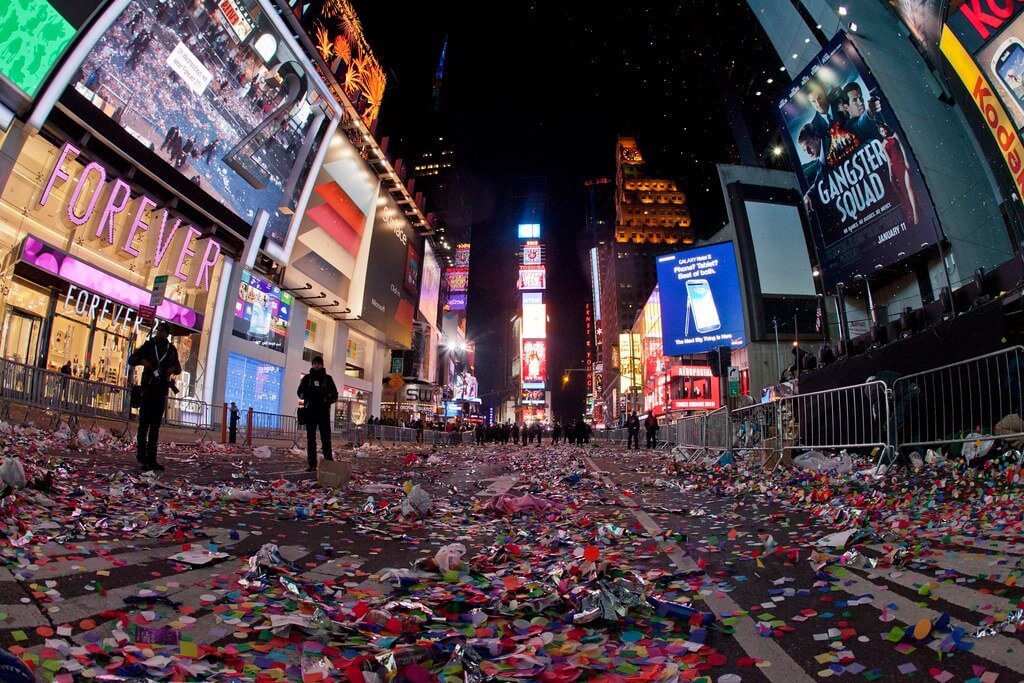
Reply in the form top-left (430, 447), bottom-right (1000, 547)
top-left (0, 428), bottom-right (1022, 681)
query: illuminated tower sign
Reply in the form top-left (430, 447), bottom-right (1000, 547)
top-left (517, 226), bottom-right (547, 415)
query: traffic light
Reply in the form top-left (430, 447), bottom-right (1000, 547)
top-left (706, 346), bottom-right (731, 377)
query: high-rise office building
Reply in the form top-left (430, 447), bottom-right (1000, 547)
top-left (595, 137), bottom-right (694, 424)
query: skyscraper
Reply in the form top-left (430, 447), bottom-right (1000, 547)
top-left (595, 136), bottom-right (694, 424)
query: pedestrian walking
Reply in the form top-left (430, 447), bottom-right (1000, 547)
top-left (127, 322), bottom-right (181, 472)
top-left (627, 411), bottom-right (641, 450)
top-left (297, 356), bottom-right (338, 472)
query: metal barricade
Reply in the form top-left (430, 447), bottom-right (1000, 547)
top-left (674, 413), bottom-right (705, 452)
top-left (164, 396), bottom-right (214, 432)
top-left (0, 358), bottom-right (130, 429)
top-left (703, 407), bottom-right (731, 454)
top-left (777, 380), bottom-right (891, 472)
top-left (245, 409), bottom-right (302, 447)
top-left (728, 401), bottom-right (781, 467)
top-left (892, 346), bottom-right (1024, 462)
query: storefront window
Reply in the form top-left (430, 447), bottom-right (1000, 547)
top-left (2, 279), bottom-right (49, 365)
top-left (225, 352), bottom-right (284, 415)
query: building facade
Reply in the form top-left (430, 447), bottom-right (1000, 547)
top-left (595, 137), bottom-right (695, 425)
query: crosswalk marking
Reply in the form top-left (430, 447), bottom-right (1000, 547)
top-left (580, 452), bottom-right (816, 683)
top-left (838, 567), bottom-right (1023, 671)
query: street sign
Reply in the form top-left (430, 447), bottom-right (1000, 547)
top-left (150, 274), bottom-right (169, 306)
top-left (138, 305), bottom-right (157, 322)
top-left (388, 373), bottom-right (405, 391)
top-left (727, 366), bottom-right (740, 398)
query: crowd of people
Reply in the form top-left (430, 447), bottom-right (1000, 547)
top-left (472, 419), bottom-right (593, 446)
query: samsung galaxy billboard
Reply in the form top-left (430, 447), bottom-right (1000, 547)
top-left (655, 242), bottom-right (746, 357)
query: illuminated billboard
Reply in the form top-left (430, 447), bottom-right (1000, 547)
top-left (521, 340), bottom-right (547, 384)
top-left (523, 240), bottom-right (543, 265)
top-left (68, 0), bottom-right (331, 246)
top-left (291, 0), bottom-right (385, 126)
top-left (517, 266), bottom-right (546, 290)
top-left (0, 0), bottom-right (104, 107)
top-left (656, 242), bottom-right (746, 356)
top-left (521, 389), bottom-right (546, 405)
top-left (454, 243), bottom-right (471, 268)
top-left (518, 223), bottom-right (541, 239)
top-left (446, 267), bottom-right (469, 293)
top-left (944, 4), bottom-right (1024, 209)
top-left (774, 32), bottom-right (941, 294)
top-left (359, 189), bottom-right (421, 348)
top-left (419, 240), bottom-right (442, 326)
top-left (618, 333), bottom-right (642, 394)
top-left (233, 269), bottom-right (293, 353)
top-left (522, 298), bottom-right (547, 339)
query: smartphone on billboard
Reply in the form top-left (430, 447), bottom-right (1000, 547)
top-left (993, 38), bottom-right (1024, 115)
top-left (686, 279), bottom-right (721, 334)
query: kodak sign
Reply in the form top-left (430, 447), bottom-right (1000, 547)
top-left (941, 27), bottom-right (1024, 202)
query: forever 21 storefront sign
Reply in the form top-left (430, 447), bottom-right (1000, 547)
top-left (38, 141), bottom-right (225, 292)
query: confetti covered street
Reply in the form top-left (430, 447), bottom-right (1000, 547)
top-left (1, 429), bottom-right (1023, 682)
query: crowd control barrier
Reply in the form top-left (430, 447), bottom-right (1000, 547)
top-left (892, 346), bottom-right (1024, 462)
top-left (586, 347), bottom-right (1024, 473)
top-left (0, 358), bottom-right (131, 430)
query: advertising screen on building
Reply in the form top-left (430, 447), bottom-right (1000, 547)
top-left (521, 340), bottom-right (546, 384)
top-left (523, 240), bottom-right (543, 265)
top-left (522, 299), bottom-right (547, 339)
top-left (453, 371), bottom-right (478, 400)
top-left (517, 223), bottom-right (540, 239)
top-left (454, 243), bottom-right (471, 268)
top-left (618, 333), bottom-right (642, 394)
top-left (889, 0), bottom-right (950, 63)
top-left (360, 189), bottom-right (421, 348)
top-left (446, 267), bottom-right (469, 293)
top-left (418, 240), bottom-right (442, 326)
top-left (517, 266), bottom-right (546, 290)
top-left (656, 242), bottom-right (746, 356)
top-left (69, 0), bottom-right (330, 245)
top-left (233, 269), bottom-right (292, 353)
top-left (774, 32), bottom-right (941, 294)
top-left (742, 201), bottom-right (817, 296)
top-left (0, 0), bottom-right (104, 106)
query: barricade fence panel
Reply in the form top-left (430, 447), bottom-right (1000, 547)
top-left (894, 346), bottom-right (1024, 454)
top-left (164, 397), bottom-right (214, 430)
top-left (778, 381), bottom-right (890, 455)
top-left (0, 358), bottom-right (131, 426)
top-left (728, 401), bottom-right (781, 465)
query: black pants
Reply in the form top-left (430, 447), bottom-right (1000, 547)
top-left (306, 412), bottom-right (332, 467)
top-left (137, 396), bottom-right (167, 464)
top-left (627, 430), bottom-right (639, 449)
top-left (646, 430), bottom-right (657, 448)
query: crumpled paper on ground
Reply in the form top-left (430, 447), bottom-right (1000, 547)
top-left (0, 456), bottom-right (26, 489)
top-left (792, 450), bottom-right (854, 473)
top-left (401, 483), bottom-right (432, 517)
top-left (484, 492), bottom-right (560, 514)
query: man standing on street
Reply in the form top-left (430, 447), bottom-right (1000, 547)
top-left (128, 322), bottom-right (181, 472)
top-left (627, 411), bottom-right (641, 450)
top-left (297, 356), bottom-right (338, 472)
top-left (645, 413), bottom-right (660, 449)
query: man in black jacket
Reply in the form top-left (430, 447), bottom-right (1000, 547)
top-left (626, 412), bottom-right (641, 450)
top-left (297, 356), bottom-right (338, 472)
top-left (127, 322), bottom-right (181, 472)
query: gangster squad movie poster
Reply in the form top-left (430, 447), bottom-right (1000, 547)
top-left (775, 32), bottom-right (941, 294)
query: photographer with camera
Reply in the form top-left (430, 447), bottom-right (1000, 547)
top-left (128, 322), bottom-right (181, 472)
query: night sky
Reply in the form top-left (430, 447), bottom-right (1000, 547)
top-left (354, 1), bottom-right (786, 419)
